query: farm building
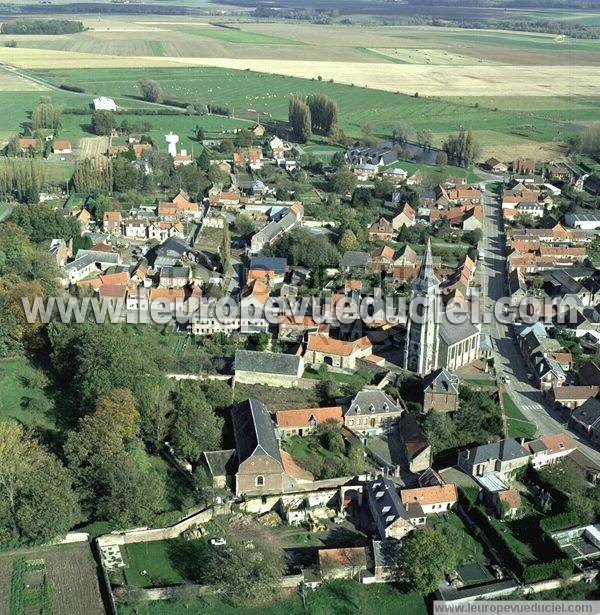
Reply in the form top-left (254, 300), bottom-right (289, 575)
top-left (93, 96), bottom-right (117, 111)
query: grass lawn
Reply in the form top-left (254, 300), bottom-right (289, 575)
top-left (117, 580), bottom-right (427, 615)
top-left (303, 366), bottom-right (371, 389)
top-left (503, 393), bottom-right (537, 439)
top-left (122, 538), bottom-right (205, 588)
top-left (0, 357), bottom-right (55, 429)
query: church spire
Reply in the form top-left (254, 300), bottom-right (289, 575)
top-left (412, 238), bottom-right (439, 292)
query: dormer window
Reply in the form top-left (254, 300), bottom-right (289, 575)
top-left (375, 491), bottom-right (385, 500)
top-left (383, 402), bottom-right (389, 412)
top-left (369, 404), bottom-right (375, 414)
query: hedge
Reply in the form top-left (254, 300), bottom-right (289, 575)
top-left (539, 511), bottom-right (580, 533)
top-left (59, 83), bottom-right (85, 93)
top-left (523, 558), bottom-right (573, 583)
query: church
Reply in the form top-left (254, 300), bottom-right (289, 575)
top-left (402, 240), bottom-right (480, 375)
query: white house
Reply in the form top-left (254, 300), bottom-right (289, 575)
top-left (93, 97), bottom-right (117, 112)
top-left (564, 214), bottom-right (600, 231)
top-left (400, 484), bottom-right (458, 515)
top-left (524, 433), bottom-right (577, 469)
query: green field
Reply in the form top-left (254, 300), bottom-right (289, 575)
top-left (28, 66), bottom-right (596, 151)
top-left (117, 580), bottom-right (427, 615)
top-left (146, 40), bottom-right (166, 57)
top-left (187, 27), bottom-right (302, 45)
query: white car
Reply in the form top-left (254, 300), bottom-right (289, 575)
top-left (210, 537), bottom-right (226, 546)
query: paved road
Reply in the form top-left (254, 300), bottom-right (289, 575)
top-left (481, 184), bottom-right (600, 464)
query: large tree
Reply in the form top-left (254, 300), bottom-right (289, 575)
top-left (306, 94), bottom-right (338, 135)
top-left (0, 422), bottom-right (79, 546)
top-left (403, 526), bottom-right (457, 595)
top-left (139, 79), bottom-right (162, 103)
top-left (204, 535), bottom-right (285, 605)
top-left (171, 381), bottom-right (224, 463)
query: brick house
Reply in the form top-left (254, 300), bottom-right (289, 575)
top-left (231, 398), bottom-right (286, 496)
top-left (421, 368), bottom-right (460, 413)
top-left (368, 217), bottom-right (394, 242)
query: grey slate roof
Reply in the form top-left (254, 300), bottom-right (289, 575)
top-left (340, 251), bottom-right (369, 270)
top-left (250, 255), bottom-right (287, 274)
top-left (571, 397), bottom-right (600, 429)
top-left (439, 311), bottom-right (479, 347)
top-left (159, 266), bottom-right (190, 279)
top-left (203, 449), bottom-right (236, 477)
top-left (345, 390), bottom-right (401, 417)
top-left (422, 368), bottom-right (459, 395)
top-left (465, 438), bottom-right (530, 465)
top-left (234, 349), bottom-right (301, 376)
top-left (365, 475), bottom-right (411, 526)
top-left (411, 238), bottom-right (439, 293)
top-left (64, 250), bottom-right (120, 273)
top-left (231, 398), bottom-right (282, 466)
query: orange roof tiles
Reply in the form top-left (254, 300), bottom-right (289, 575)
top-left (276, 406), bottom-right (342, 429)
top-left (400, 484), bottom-right (458, 507)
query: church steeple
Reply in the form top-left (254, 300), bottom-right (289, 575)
top-left (412, 238), bottom-right (439, 292)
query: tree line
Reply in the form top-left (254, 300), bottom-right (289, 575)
top-left (1, 19), bottom-right (85, 35)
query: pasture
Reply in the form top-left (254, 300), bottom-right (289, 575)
top-left (185, 26), bottom-right (302, 45)
top-left (27, 65), bottom-right (596, 158)
top-left (0, 543), bottom-right (105, 615)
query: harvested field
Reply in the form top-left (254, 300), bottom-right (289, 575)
top-left (0, 67), bottom-right (48, 91)
top-left (0, 543), bottom-right (105, 615)
top-left (2, 48), bottom-right (598, 97)
top-left (78, 136), bottom-right (109, 159)
top-left (366, 47), bottom-right (498, 65)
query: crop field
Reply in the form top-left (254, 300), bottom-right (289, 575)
top-left (185, 26), bottom-right (302, 45)
top-left (365, 47), bottom-right (497, 65)
top-left (0, 543), bottom-right (105, 615)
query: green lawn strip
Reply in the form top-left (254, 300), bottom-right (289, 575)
top-left (502, 393), bottom-right (536, 439)
top-left (123, 539), bottom-right (188, 587)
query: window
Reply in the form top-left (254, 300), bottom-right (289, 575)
top-left (255, 475), bottom-right (264, 487)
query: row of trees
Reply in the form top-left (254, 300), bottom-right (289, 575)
top-left (32, 98), bottom-right (62, 131)
top-left (442, 127), bottom-right (481, 166)
top-left (288, 94), bottom-right (338, 142)
top-left (1, 19), bottom-right (84, 35)
top-left (0, 158), bottom-right (45, 203)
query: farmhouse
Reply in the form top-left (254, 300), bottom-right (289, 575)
top-left (275, 406), bottom-right (343, 438)
top-left (485, 157), bottom-right (508, 173)
top-left (103, 210), bottom-right (122, 234)
top-left (365, 475), bottom-right (424, 540)
top-left (52, 140), bottom-right (72, 154)
top-left (368, 217), bottom-right (394, 241)
top-left (512, 158), bottom-right (536, 175)
top-left (93, 96), bottom-right (117, 111)
top-left (391, 203), bottom-right (415, 230)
